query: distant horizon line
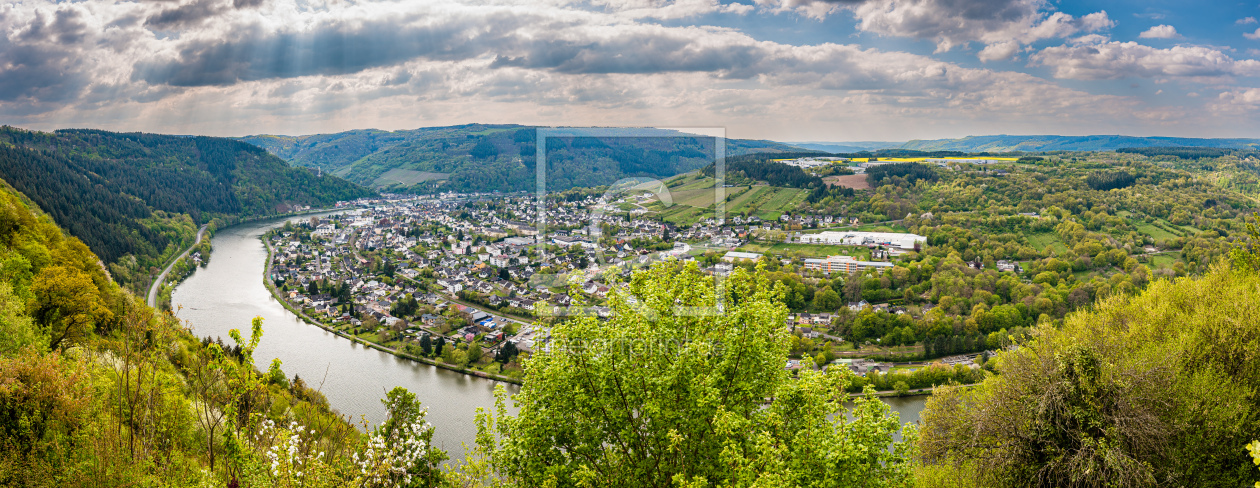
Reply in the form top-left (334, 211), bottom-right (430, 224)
top-left (14, 124), bottom-right (1259, 145)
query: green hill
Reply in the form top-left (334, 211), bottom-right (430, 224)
top-left (0, 177), bottom-right (363, 486)
top-left (0, 127), bottom-right (375, 290)
top-left (238, 124), bottom-right (808, 193)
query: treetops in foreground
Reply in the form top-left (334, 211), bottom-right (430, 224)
top-left (914, 222), bottom-right (1260, 487)
top-left (473, 263), bottom-right (914, 487)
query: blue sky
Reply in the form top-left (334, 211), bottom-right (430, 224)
top-left (2, 0), bottom-right (1258, 141)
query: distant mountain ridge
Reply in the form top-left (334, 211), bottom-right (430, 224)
top-left (781, 141), bottom-right (904, 153)
top-left (897, 134), bottom-right (1260, 152)
top-left (238, 124), bottom-right (811, 192)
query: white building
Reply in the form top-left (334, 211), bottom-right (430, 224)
top-left (798, 231), bottom-right (925, 251)
top-left (722, 251), bottom-right (763, 262)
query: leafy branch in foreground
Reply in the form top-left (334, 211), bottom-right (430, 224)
top-left (1248, 440), bottom-right (1259, 488)
top-left (472, 262), bottom-right (915, 488)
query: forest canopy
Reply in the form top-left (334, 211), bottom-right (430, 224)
top-left (865, 162), bottom-right (939, 187)
top-left (701, 153), bottom-right (828, 188)
top-left (1116, 146), bottom-right (1255, 159)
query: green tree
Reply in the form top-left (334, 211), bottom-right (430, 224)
top-left (812, 287), bottom-right (842, 311)
top-left (358, 387), bottom-right (447, 487)
top-left (31, 265), bottom-right (112, 350)
top-left (474, 263), bottom-right (914, 487)
top-left (1230, 213), bottom-right (1260, 272)
top-left (420, 334), bottom-right (432, 356)
top-left (495, 341), bottom-right (518, 363)
top-left (0, 282), bottom-right (44, 354)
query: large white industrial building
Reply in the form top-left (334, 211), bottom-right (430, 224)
top-left (798, 231), bottom-right (926, 251)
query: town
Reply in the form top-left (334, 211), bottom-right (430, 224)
top-left (262, 191), bottom-right (998, 382)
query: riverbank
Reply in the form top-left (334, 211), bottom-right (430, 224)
top-left (147, 224), bottom-right (210, 309)
top-left (261, 235), bottom-right (525, 385)
top-left (148, 207), bottom-right (355, 310)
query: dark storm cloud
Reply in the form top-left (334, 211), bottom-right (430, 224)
top-left (0, 33), bottom-right (90, 102)
top-left (137, 10), bottom-right (789, 89)
top-left (0, 7), bottom-right (97, 102)
top-left (51, 8), bottom-right (88, 44)
top-left (487, 30), bottom-right (767, 78)
top-left (146, 0), bottom-right (227, 29)
top-left (134, 12), bottom-right (527, 86)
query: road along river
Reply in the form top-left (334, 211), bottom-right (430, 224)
top-left (171, 213), bottom-right (926, 454)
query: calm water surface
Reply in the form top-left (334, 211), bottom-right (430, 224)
top-left (171, 214), bottom-right (926, 454)
top-left (172, 214), bottom-right (515, 454)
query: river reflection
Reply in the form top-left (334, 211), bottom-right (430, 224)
top-left (171, 212), bottom-right (926, 455)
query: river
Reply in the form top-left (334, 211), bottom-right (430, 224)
top-left (171, 213), bottom-right (926, 454)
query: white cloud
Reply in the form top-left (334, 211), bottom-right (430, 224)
top-left (1138, 25), bottom-right (1178, 39)
top-left (978, 41), bottom-right (1022, 62)
top-left (1246, 27), bottom-right (1260, 40)
top-left (1220, 87), bottom-right (1260, 104)
top-left (592, 0), bottom-right (754, 20)
top-left (1238, 17), bottom-right (1257, 25)
top-left (760, 0), bottom-right (1112, 61)
top-left (1210, 87), bottom-right (1260, 118)
top-left (1032, 39), bottom-right (1260, 80)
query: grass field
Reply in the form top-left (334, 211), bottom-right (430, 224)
top-left (811, 222), bottom-right (910, 233)
top-left (738, 242), bottom-right (871, 259)
top-left (1149, 253), bottom-right (1178, 268)
top-left (673, 174), bottom-right (715, 191)
top-left (665, 188), bottom-right (715, 208)
top-left (1027, 232), bottom-right (1068, 253)
top-left (373, 168), bottom-right (449, 187)
top-left (1134, 221), bottom-right (1181, 240)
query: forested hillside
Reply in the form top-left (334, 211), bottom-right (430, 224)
top-left (917, 256), bottom-right (1260, 486)
top-left (238, 124), bottom-right (807, 193)
top-left (0, 127), bottom-right (374, 290)
top-left (0, 179), bottom-right (459, 486)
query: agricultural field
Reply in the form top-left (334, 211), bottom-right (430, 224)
top-left (655, 204), bottom-right (712, 225)
top-left (643, 176), bottom-right (808, 225)
top-left (727, 185), bottom-right (772, 212)
top-left (755, 188), bottom-right (808, 220)
top-left (372, 168), bottom-right (450, 187)
top-left (823, 174), bottom-right (871, 189)
top-left (1134, 221), bottom-right (1182, 240)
